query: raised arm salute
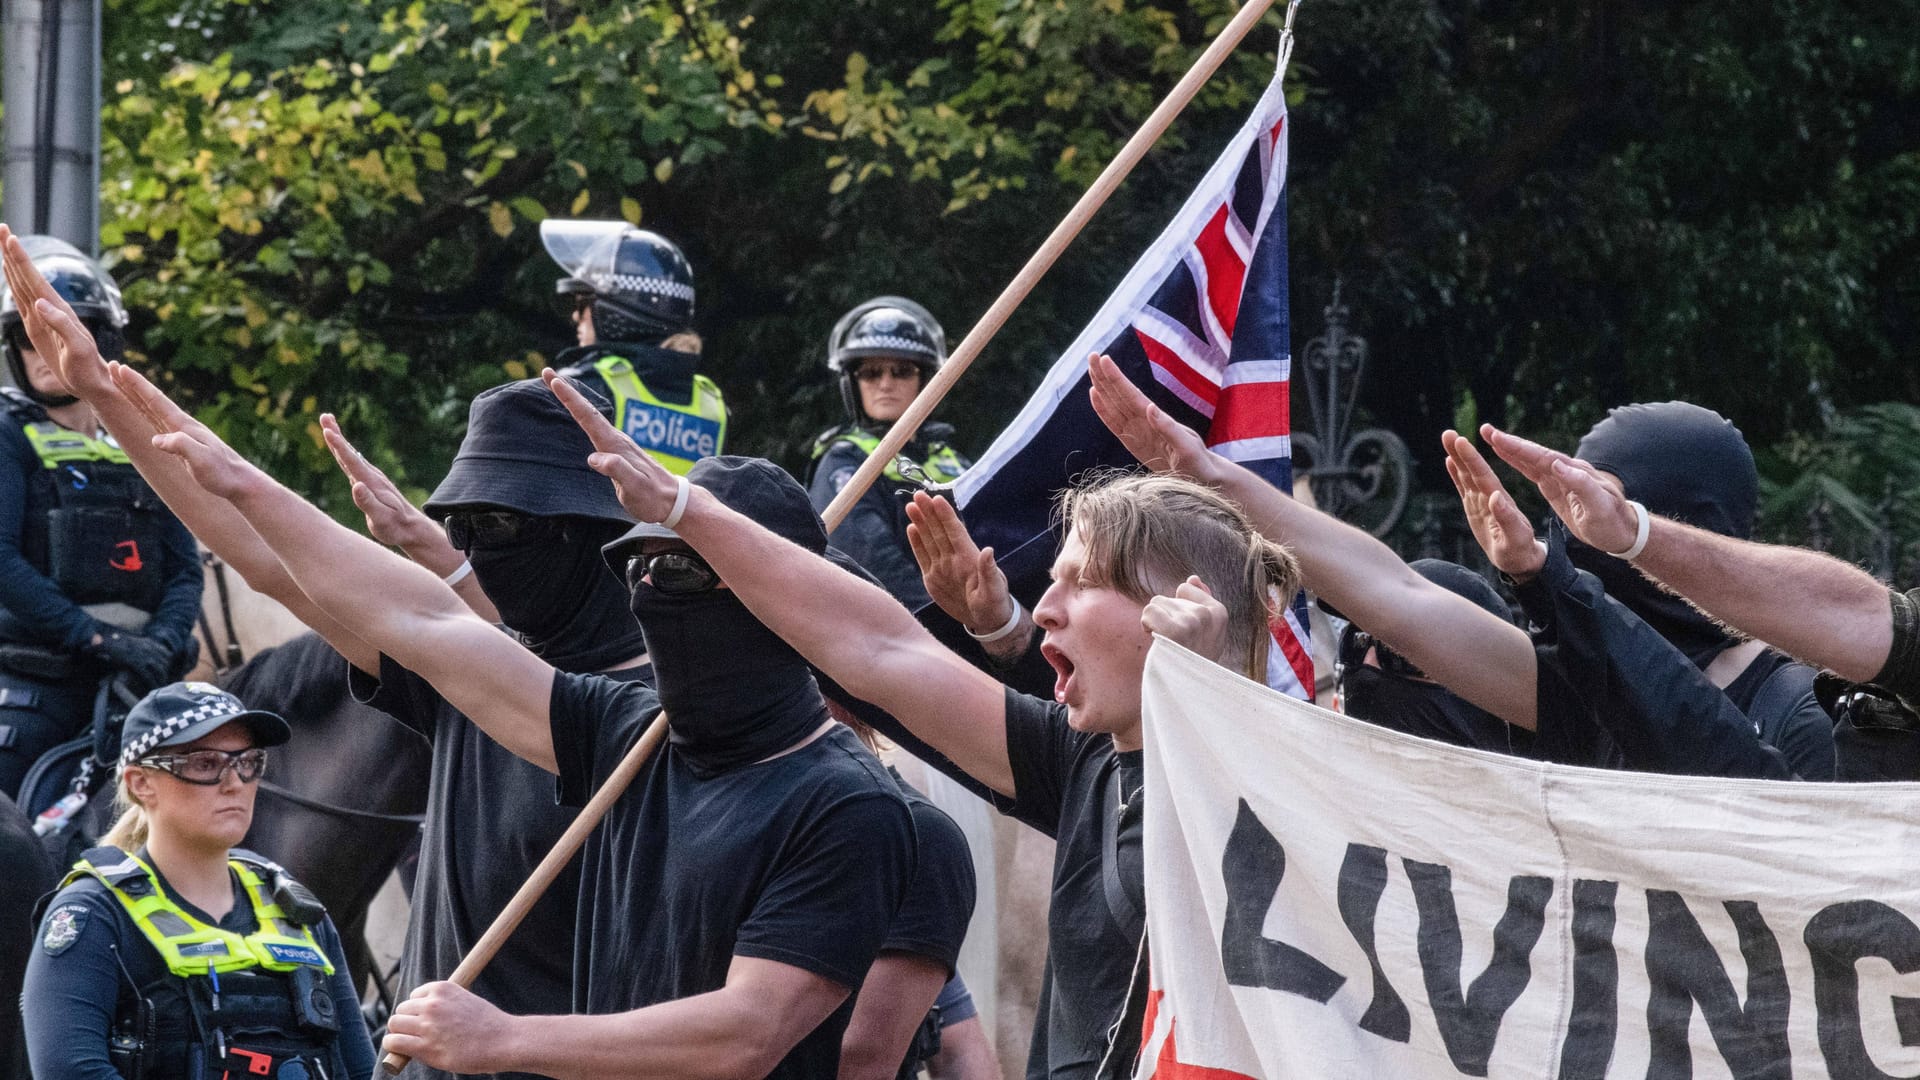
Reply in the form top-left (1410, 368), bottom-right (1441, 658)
top-left (1086, 351), bottom-right (1542, 728)
top-left (546, 366), bottom-right (1295, 1080)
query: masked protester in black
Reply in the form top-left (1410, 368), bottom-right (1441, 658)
top-left (1335, 560), bottom-right (1534, 756)
top-left (337, 378), bottom-right (653, 1080)
top-left (1571, 402), bottom-right (1836, 779)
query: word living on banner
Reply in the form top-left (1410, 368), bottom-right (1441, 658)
top-left (1221, 800), bottom-right (1920, 1079)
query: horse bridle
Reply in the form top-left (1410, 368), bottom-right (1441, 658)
top-left (257, 778), bottom-right (426, 826)
top-left (197, 550), bottom-right (248, 676)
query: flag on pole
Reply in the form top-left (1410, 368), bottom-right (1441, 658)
top-left (951, 66), bottom-right (1312, 697)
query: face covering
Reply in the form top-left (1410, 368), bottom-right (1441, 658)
top-left (468, 518), bottom-right (648, 674)
top-left (626, 583), bottom-right (827, 778)
top-left (1571, 401), bottom-right (1758, 670)
top-left (1341, 663), bottom-right (1528, 755)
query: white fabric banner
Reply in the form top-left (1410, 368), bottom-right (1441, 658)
top-left (1134, 637), bottom-right (1920, 1080)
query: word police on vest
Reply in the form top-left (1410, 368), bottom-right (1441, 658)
top-left (623, 402), bottom-right (721, 460)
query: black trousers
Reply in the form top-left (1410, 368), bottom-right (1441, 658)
top-left (0, 668), bottom-right (98, 802)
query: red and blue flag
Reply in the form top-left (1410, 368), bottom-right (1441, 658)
top-left (951, 70), bottom-right (1312, 697)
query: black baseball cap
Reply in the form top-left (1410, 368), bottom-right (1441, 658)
top-left (119, 682), bottom-right (292, 768)
top-left (425, 377), bottom-right (633, 525)
top-left (602, 455), bottom-right (831, 572)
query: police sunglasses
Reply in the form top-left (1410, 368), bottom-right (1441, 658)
top-left (853, 361), bottom-right (921, 383)
top-left (136, 748), bottom-right (268, 785)
top-left (625, 550), bottom-right (721, 596)
top-left (1336, 625), bottom-right (1426, 682)
top-left (443, 509), bottom-right (567, 552)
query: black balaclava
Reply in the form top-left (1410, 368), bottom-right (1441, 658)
top-left (1339, 560), bottom-right (1531, 755)
top-left (608, 456), bottom-right (837, 778)
top-left (1571, 401), bottom-right (1759, 670)
top-left (468, 516), bottom-right (647, 675)
top-left (627, 584), bottom-right (827, 779)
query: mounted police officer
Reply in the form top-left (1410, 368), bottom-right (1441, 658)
top-left (23, 682), bottom-right (375, 1080)
top-left (807, 297), bottom-right (967, 609)
top-left (539, 220), bottom-right (726, 475)
top-left (0, 237), bottom-right (202, 800)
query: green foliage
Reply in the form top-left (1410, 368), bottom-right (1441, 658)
top-left (93, 0), bottom-right (780, 515)
top-left (5, 0), bottom-right (1914, 530)
top-left (1757, 403), bottom-right (1920, 582)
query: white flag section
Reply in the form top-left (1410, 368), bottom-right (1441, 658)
top-left (1135, 638), bottom-right (1920, 1080)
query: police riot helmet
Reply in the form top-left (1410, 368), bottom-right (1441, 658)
top-left (825, 297), bottom-right (946, 424)
top-left (541, 220), bottom-right (694, 345)
top-left (0, 236), bottom-right (129, 406)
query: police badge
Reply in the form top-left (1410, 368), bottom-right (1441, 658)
top-left (42, 903), bottom-right (87, 955)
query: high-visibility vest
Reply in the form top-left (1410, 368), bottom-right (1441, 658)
top-left (593, 355), bottom-right (727, 476)
top-left (810, 425), bottom-right (966, 487)
top-left (64, 846), bottom-right (335, 976)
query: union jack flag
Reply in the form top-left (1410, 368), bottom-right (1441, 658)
top-left (951, 69), bottom-right (1312, 698)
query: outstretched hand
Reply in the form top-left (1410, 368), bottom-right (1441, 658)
top-left (320, 414), bottom-right (441, 551)
top-left (1442, 430), bottom-right (1545, 580)
top-left (905, 490), bottom-right (1015, 635)
top-left (0, 225), bottom-right (110, 399)
top-left (1482, 424), bottom-right (1640, 555)
top-left (108, 361), bottom-right (266, 501)
top-left (1142, 576), bottom-right (1234, 668)
top-left (1087, 352), bottom-right (1223, 485)
top-left (542, 368), bottom-right (679, 522)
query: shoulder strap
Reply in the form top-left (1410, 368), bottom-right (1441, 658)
top-left (0, 386), bottom-right (46, 425)
top-left (66, 845), bottom-right (148, 890)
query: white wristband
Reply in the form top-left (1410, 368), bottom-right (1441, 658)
top-left (967, 598), bottom-right (1025, 643)
top-left (1607, 500), bottom-right (1651, 561)
top-left (660, 475), bottom-right (692, 531)
top-left (441, 559), bottom-right (474, 587)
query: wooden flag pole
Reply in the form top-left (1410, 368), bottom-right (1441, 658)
top-left (384, 1), bottom-right (1290, 1070)
top-left (820, 0), bottom-right (1287, 529)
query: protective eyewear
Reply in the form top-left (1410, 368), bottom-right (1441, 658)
top-left (852, 361), bottom-right (921, 384)
top-left (626, 550), bottom-right (721, 596)
top-left (136, 748), bottom-right (268, 785)
top-left (444, 510), bottom-right (566, 552)
top-left (1336, 626), bottom-right (1426, 682)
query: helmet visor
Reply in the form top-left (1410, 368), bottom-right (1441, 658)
top-left (540, 220), bottom-right (631, 293)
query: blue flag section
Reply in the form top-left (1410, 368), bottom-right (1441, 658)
top-left (952, 70), bottom-right (1313, 697)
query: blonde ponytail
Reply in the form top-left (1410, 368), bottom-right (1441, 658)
top-left (100, 769), bottom-right (150, 851)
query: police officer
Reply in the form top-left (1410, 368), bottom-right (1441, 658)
top-left (808, 297), bottom-right (967, 609)
top-left (0, 236), bottom-right (202, 799)
top-left (539, 220), bottom-right (726, 475)
top-left (23, 682), bottom-right (375, 1080)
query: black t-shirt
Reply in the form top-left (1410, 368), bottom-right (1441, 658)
top-left (1721, 648), bottom-right (1836, 779)
top-left (999, 689), bottom-right (1146, 1080)
top-left (351, 656), bottom-right (635, 1080)
top-left (882, 765), bottom-right (975, 971)
top-left (24, 861), bottom-right (374, 1080)
top-left (548, 671), bottom-right (915, 1079)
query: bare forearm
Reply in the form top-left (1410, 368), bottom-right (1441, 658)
top-left (1215, 463), bottom-right (1539, 726)
top-left (1634, 518), bottom-right (1893, 681)
top-left (497, 992), bottom-right (807, 1080)
top-left (671, 488), bottom-right (1013, 792)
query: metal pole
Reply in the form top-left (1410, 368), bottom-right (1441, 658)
top-left (3, 0), bottom-right (101, 253)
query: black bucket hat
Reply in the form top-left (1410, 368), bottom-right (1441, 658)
top-left (119, 682), bottom-right (292, 769)
top-left (602, 455), bottom-right (831, 573)
top-left (424, 378), bottom-right (633, 524)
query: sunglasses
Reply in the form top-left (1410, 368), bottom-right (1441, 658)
top-left (136, 747), bottom-right (268, 785)
top-left (853, 361), bottom-right (921, 384)
top-left (626, 550), bottom-right (721, 596)
top-left (1336, 626), bottom-right (1426, 682)
top-left (444, 510), bottom-right (567, 552)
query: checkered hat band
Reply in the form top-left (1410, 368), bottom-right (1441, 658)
top-left (846, 334), bottom-right (937, 358)
top-left (589, 273), bottom-right (694, 301)
top-left (122, 699), bottom-right (247, 765)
